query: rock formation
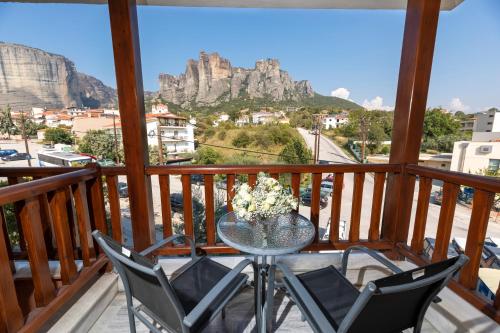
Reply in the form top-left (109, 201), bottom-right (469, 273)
top-left (0, 42), bottom-right (117, 111)
top-left (159, 52), bottom-right (314, 107)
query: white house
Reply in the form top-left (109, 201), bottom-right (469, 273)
top-left (252, 112), bottom-right (275, 124)
top-left (218, 113), bottom-right (230, 122)
top-left (146, 113), bottom-right (195, 154)
top-left (323, 114), bottom-right (349, 129)
top-left (151, 103), bottom-right (169, 115)
top-left (236, 115), bottom-right (250, 127)
top-left (450, 141), bottom-right (500, 174)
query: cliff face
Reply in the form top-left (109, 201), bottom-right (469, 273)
top-left (159, 52), bottom-right (314, 107)
top-left (0, 42), bottom-right (116, 111)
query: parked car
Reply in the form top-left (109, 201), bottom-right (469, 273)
top-left (191, 174), bottom-right (204, 185)
top-left (300, 188), bottom-right (329, 209)
top-left (170, 193), bottom-right (205, 216)
top-left (318, 160), bottom-right (330, 165)
top-left (431, 191), bottom-right (442, 205)
top-left (1, 153), bottom-right (31, 161)
top-left (0, 149), bottom-right (18, 157)
top-left (320, 181), bottom-right (334, 196)
top-left (98, 159), bottom-right (116, 167)
top-left (117, 182), bottom-right (128, 198)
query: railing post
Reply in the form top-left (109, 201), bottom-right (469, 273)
top-left (108, 0), bottom-right (155, 251)
top-left (381, 0), bottom-right (441, 247)
top-left (0, 208), bottom-right (23, 333)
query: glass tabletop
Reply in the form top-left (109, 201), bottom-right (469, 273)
top-left (217, 211), bottom-right (315, 256)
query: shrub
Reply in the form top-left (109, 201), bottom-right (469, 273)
top-left (232, 131), bottom-right (252, 148)
top-left (43, 127), bottom-right (74, 145)
top-left (195, 147), bottom-right (221, 164)
top-left (217, 130), bottom-right (227, 140)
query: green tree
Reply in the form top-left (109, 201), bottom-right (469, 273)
top-left (44, 127), bottom-right (74, 145)
top-left (78, 130), bottom-right (118, 160)
top-left (279, 138), bottom-right (312, 164)
top-left (0, 106), bottom-right (17, 139)
top-left (423, 108), bottom-right (460, 140)
top-left (232, 131), bottom-right (252, 148)
top-left (194, 146), bottom-right (221, 164)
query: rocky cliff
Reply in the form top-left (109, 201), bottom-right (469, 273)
top-left (0, 42), bottom-right (117, 111)
top-left (159, 52), bottom-right (314, 108)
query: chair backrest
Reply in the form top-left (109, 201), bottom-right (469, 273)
top-left (93, 231), bottom-right (186, 333)
top-left (339, 255), bottom-right (468, 333)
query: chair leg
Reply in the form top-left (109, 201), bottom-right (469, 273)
top-left (127, 307), bottom-right (137, 333)
top-left (221, 307), bottom-right (226, 319)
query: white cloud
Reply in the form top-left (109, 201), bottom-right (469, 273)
top-left (362, 96), bottom-right (393, 111)
top-left (331, 87), bottom-right (351, 100)
top-left (449, 97), bottom-right (470, 112)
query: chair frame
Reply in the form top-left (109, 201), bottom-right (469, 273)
top-left (278, 246), bottom-right (468, 333)
top-left (93, 231), bottom-right (253, 333)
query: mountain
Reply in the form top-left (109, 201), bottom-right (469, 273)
top-left (159, 52), bottom-right (317, 108)
top-left (0, 42), bottom-right (117, 111)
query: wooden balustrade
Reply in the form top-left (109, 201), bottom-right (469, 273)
top-left (1, 162), bottom-right (499, 325)
top-left (0, 167), bottom-right (109, 332)
top-left (401, 164), bottom-right (500, 322)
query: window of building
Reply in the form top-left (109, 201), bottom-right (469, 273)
top-left (487, 122), bottom-right (493, 125)
top-left (488, 159), bottom-right (500, 172)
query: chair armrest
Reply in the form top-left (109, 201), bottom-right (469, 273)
top-left (139, 234), bottom-right (196, 259)
top-left (341, 246), bottom-right (403, 276)
top-left (276, 263), bottom-right (336, 333)
top-left (183, 259), bottom-right (253, 328)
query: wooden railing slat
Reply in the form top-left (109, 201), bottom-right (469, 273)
top-left (106, 175), bottom-right (123, 242)
top-left (291, 173), bottom-right (301, 212)
top-left (248, 174), bottom-right (257, 187)
top-left (432, 182), bottom-right (460, 262)
top-left (349, 172), bottom-right (365, 242)
top-left (181, 174), bottom-right (194, 240)
top-left (410, 177), bottom-right (432, 253)
top-left (368, 172), bottom-right (385, 241)
top-left (330, 173), bottom-right (344, 242)
top-left (459, 189), bottom-right (495, 289)
top-left (204, 175), bottom-right (216, 246)
top-left (19, 197), bottom-right (55, 306)
top-left (87, 176), bottom-right (108, 237)
top-left (159, 175), bottom-right (173, 239)
top-left (227, 174), bottom-right (235, 212)
top-left (72, 181), bottom-right (95, 266)
top-left (310, 173), bottom-right (322, 242)
top-left (49, 189), bottom-right (78, 285)
top-left (0, 208), bottom-right (23, 333)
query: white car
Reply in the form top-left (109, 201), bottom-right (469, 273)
top-left (320, 181), bottom-right (334, 196)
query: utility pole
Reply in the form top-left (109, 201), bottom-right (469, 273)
top-left (157, 123), bottom-right (164, 165)
top-left (19, 111), bottom-right (32, 167)
top-left (312, 114), bottom-right (324, 164)
top-left (112, 114), bottom-right (120, 164)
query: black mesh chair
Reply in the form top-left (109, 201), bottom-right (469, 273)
top-left (93, 230), bottom-right (253, 333)
top-left (278, 246), bottom-right (468, 333)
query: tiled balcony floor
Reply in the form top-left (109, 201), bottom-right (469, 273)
top-left (89, 287), bottom-right (439, 333)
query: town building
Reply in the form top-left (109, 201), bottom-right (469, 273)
top-left (459, 117), bottom-right (475, 132)
top-left (368, 153), bottom-right (452, 170)
top-left (450, 141), bottom-right (500, 174)
top-left (151, 103), bottom-right (169, 115)
top-left (73, 117), bottom-right (118, 138)
top-left (474, 108), bottom-right (500, 132)
top-left (218, 113), bottom-right (230, 122)
top-left (235, 115), bottom-right (250, 127)
top-left (252, 111), bottom-right (275, 124)
top-left (322, 114), bottom-right (349, 129)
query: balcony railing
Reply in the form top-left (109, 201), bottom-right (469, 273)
top-left (0, 162), bottom-right (499, 331)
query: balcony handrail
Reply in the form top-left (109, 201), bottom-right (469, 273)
top-left (147, 163), bottom-right (402, 175)
top-left (406, 164), bottom-right (500, 193)
top-left (0, 168), bottom-right (97, 206)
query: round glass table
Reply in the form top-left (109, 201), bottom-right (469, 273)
top-left (217, 211), bottom-right (315, 332)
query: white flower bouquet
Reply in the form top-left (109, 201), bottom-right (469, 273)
top-left (232, 172), bottom-right (298, 222)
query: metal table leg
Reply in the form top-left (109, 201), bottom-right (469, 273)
top-left (265, 256), bottom-right (276, 332)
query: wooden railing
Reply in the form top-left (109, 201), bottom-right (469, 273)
top-left (1, 162), bottom-right (500, 327)
top-left (397, 164), bottom-right (500, 322)
top-left (0, 166), bottom-right (110, 333)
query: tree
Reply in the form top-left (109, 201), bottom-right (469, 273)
top-left (43, 127), bottom-right (74, 145)
top-left (78, 130), bottom-right (118, 160)
top-left (279, 138), bottom-right (312, 164)
top-left (15, 113), bottom-right (45, 138)
top-left (423, 108), bottom-right (460, 140)
top-left (232, 131), bottom-right (252, 148)
top-left (194, 147), bottom-right (221, 164)
top-left (0, 106), bottom-right (17, 139)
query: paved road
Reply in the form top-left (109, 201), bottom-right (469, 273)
top-left (297, 128), bottom-right (500, 243)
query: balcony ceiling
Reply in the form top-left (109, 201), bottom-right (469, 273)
top-left (2, 0), bottom-right (464, 10)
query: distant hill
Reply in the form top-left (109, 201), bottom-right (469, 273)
top-left (0, 42), bottom-right (117, 111)
top-left (158, 51), bottom-right (361, 110)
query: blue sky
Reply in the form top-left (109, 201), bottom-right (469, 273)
top-left (0, 0), bottom-right (499, 112)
